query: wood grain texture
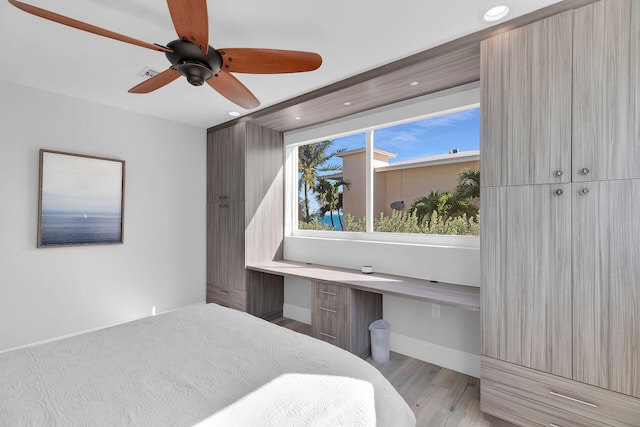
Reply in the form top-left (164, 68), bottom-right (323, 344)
top-left (207, 201), bottom-right (246, 291)
top-left (246, 270), bottom-right (283, 320)
top-left (480, 11), bottom-right (572, 187)
top-left (481, 185), bottom-right (572, 377)
top-left (244, 123), bottom-right (284, 265)
top-left (207, 124), bottom-right (245, 202)
top-left (572, 180), bottom-right (640, 398)
top-left (206, 283), bottom-right (246, 311)
top-left (207, 122), bottom-right (285, 318)
top-left (482, 357), bottom-right (640, 426)
top-left (349, 289), bottom-right (383, 359)
top-left (573, 0), bottom-right (640, 182)
top-left (247, 260), bottom-right (480, 311)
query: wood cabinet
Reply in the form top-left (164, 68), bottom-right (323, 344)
top-left (207, 125), bottom-right (245, 202)
top-left (311, 281), bottom-right (382, 358)
top-left (572, 179), bottom-right (640, 397)
top-left (572, 0), bottom-right (640, 182)
top-left (480, 11), bottom-right (573, 188)
top-left (481, 0), bottom-right (640, 424)
top-left (206, 122), bottom-right (284, 320)
top-left (481, 184), bottom-right (572, 377)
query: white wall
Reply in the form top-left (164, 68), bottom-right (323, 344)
top-left (0, 81), bottom-right (206, 352)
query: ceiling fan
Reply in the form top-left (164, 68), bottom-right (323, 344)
top-left (7, 0), bottom-right (322, 109)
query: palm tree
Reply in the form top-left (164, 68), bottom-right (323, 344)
top-left (455, 168), bottom-right (480, 201)
top-left (298, 141), bottom-right (343, 222)
top-left (408, 191), bottom-right (443, 222)
top-left (314, 177), bottom-right (350, 228)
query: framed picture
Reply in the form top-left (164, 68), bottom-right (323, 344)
top-left (38, 149), bottom-right (125, 248)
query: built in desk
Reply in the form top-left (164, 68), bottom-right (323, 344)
top-left (247, 260), bottom-right (480, 358)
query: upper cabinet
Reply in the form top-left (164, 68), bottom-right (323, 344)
top-left (481, 11), bottom-right (573, 187)
top-left (207, 124), bottom-right (246, 203)
top-left (572, 0), bottom-right (640, 182)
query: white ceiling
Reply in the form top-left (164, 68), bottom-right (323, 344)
top-left (0, 0), bottom-right (562, 129)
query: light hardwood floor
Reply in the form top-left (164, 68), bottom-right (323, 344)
top-left (271, 317), bottom-right (514, 426)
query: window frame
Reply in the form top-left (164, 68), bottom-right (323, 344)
top-left (284, 83), bottom-right (480, 249)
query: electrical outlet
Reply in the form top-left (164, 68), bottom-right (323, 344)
top-left (432, 304), bottom-right (441, 318)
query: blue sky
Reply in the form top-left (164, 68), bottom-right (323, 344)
top-left (325, 107), bottom-right (480, 167)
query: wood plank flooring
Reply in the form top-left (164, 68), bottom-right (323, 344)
top-left (271, 317), bottom-right (515, 427)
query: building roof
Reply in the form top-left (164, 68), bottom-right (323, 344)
top-left (375, 150), bottom-right (480, 172)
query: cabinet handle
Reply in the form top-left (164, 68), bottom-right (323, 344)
top-left (219, 203), bottom-right (230, 208)
top-left (579, 188), bottom-right (590, 196)
top-left (319, 307), bottom-right (337, 314)
top-left (216, 289), bottom-right (230, 296)
top-left (549, 391), bottom-right (598, 408)
top-left (319, 290), bottom-right (337, 296)
top-left (579, 167), bottom-right (590, 175)
top-left (319, 332), bottom-right (337, 340)
top-left (554, 170), bottom-right (564, 177)
top-left (218, 195), bottom-right (229, 200)
top-left (550, 424), bottom-right (561, 427)
top-left (554, 189), bottom-right (564, 196)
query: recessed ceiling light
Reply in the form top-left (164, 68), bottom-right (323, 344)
top-left (228, 111), bottom-right (240, 117)
top-left (409, 81), bottom-right (419, 86)
top-left (295, 116), bottom-right (302, 120)
top-left (483, 5), bottom-right (510, 22)
top-left (343, 101), bottom-right (352, 106)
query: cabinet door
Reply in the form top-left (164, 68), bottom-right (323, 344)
top-left (207, 124), bottom-right (245, 202)
top-left (573, 180), bottom-right (640, 398)
top-left (207, 201), bottom-right (245, 291)
top-left (481, 184), bottom-right (572, 377)
top-left (480, 11), bottom-right (572, 187)
top-left (573, 0), bottom-right (640, 182)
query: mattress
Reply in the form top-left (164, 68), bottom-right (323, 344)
top-left (0, 304), bottom-right (415, 426)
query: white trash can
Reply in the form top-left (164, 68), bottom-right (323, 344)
top-left (369, 319), bottom-right (391, 363)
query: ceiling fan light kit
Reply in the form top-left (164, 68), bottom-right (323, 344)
top-left (7, 0), bottom-right (322, 109)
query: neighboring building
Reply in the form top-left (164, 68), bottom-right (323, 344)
top-left (335, 148), bottom-right (480, 220)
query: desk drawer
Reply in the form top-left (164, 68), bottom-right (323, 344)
top-left (313, 298), bottom-right (350, 323)
top-left (207, 283), bottom-right (246, 311)
top-left (312, 314), bottom-right (349, 350)
top-left (482, 357), bottom-right (640, 426)
top-left (313, 281), bottom-right (349, 305)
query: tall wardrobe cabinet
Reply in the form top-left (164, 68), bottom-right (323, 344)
top-left (206, 122), bottom-right (284, 320)
top-left (481, 0), bottom-right (640, 425)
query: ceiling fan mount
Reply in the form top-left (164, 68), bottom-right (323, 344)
top-left (7, 0), bottom-right (323, 109)
top-left (166, 40), bottom-right (222, 87)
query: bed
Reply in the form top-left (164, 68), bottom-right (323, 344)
top-left (0, 303), bottom-right (415, 426)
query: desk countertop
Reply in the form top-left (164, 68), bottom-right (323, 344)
top-left (247, 260), bottom-right (480, 311)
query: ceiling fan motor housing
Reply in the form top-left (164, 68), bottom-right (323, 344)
top-left (165, 40), bottom-right (222, 86)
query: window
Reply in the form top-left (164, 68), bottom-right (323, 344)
top-left (286, 84), bottom-right (480, 241)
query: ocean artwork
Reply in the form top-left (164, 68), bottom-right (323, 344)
top-left (38, 150), bottom-right (125, 247)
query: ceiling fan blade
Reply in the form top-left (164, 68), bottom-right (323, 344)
top-left (206, 71), bottom-right (260, 109)
top-left (166, 0), bottom-right (209, 54)
top-left (218, 48), bottom-right (322, 74)
top-left (128, 67), bottom-right (181, 94)
top-left (8, 0), bottom-right (171, 53)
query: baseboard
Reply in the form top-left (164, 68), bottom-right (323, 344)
top-left (390, 331), bottom-right (481, 378)
top-left (282, 303), bottom-right (312, 325)
top-left (0, 301), bottom-right (206, 355)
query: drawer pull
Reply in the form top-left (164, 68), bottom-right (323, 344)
top-left (319, 307), bottom-right (337, 314)
top-left (216, 289), bottom-right (230, 296)
top-left (550, 424), bottom-right (561, 427)
top-left (319, 290), bottom-right (337, 296)
top-left (319, 332), bottom-right (337, 340)
top-left (549, 391), bottom-right (598, 408)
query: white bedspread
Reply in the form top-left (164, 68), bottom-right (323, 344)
top-left (0, 304), bottom-right (415, 426)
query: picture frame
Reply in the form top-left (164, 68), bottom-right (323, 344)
top-left (37, 149), bottom-right (125, 248)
